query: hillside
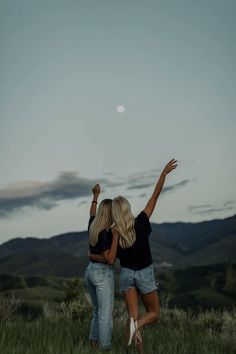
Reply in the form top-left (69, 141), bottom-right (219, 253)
top-left (156, 263), bottom-right (236, 310)
top-left (0, 214), bottom-right (235, 277)
top-left (1, 263), bottom-right (235, 312)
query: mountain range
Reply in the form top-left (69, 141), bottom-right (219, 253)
top-left (0, 214), bottom-right (235, 277)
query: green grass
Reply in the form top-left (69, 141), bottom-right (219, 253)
top-left (0, 301), bottom-right (236, 354)
top-left (0, 315), bottom-right (235, 354)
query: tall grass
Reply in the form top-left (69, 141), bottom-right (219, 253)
top-left (0, 294), bottom-right (235, 354)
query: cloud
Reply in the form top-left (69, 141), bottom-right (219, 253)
top-left (0, 172), bottom-right (108, 217)
top-left (78, 201), bottom-right (88, 207)
top-left (139, 193), bottom-right (147, 198)
top-left (103, 172), bottom-right (116, 176)
top-left (223, 200), bottom-right (236, 206)
top-left (188, 204), bottom-right (212, 212)
top-left (196, 206), bottom-right (234, 215)
top-left (0, 170), bottom-right (191, 217)
top-left (162, 180), bottom-right (190, 194)
top-left (128, 179), bottom-right (190, 192)
top-left (127, 183), bottom-right (154, 190)
top-left (123, 169), bottom-right (190, 194)
top-left (188, 203), bottom-right (235, 215)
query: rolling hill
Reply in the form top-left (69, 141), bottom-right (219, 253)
top-left (0, 214), bottom-right (235, 277)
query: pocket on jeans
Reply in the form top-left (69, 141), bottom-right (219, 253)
top-left (139, 266), bottom-right (153, 282)
top-left (90, 266), bottom-right (106, 284)
top-left (120, 268), bottom-right (132, 286)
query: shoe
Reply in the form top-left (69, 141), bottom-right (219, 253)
top-left (126, 317), bottom-right (136, 346)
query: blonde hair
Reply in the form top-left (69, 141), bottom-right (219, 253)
top-left (89, 199), bottom-right (113, 247)
top-left (112, 196), bottom-right (136, 248)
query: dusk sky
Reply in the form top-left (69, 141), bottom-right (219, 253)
top-left (1, 0), bottom-right (236, 243)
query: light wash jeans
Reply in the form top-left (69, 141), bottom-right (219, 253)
top-left (84, 262), bottom-right (115, 350)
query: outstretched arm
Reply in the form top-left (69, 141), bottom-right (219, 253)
top-left (89, 184), bottom-right (100, 216)
top-left (143, 159), bottom-right (178, 218)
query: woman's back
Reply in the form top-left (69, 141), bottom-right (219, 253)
top-left (117, 211), bottom-right (152, 270)
top-left (88, 215), bottom-right (112, 255)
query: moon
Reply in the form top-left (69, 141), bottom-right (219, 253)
top-left (116, 105), bottom-right (125, 113)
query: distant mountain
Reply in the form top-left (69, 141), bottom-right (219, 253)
top-left (0, 250), bottom-right (88, 277)
top-left (150, 214), bottom-right (236, 266)
top-left (1, 263), bottom-right (235, 312)
top-left (0, 215), bottom-right (235, 277)
top-left (0, 232), bottom-right (88, 260)
top-left (157, 263), bottom-right (236, 310)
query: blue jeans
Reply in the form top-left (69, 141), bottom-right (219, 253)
top-left (120, 264), bottom-right (158, 294)
top-left (84, 262), bottom-right (115, 350)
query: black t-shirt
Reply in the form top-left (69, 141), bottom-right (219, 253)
top-left (88, 215), bottom-right (112, 255)
top-left (116, 211), bottom-right (152, 270)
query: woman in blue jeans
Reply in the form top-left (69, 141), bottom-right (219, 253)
top-left (112, 159), bottom-right (178, 353)
top-left (84, 184), bottom-right (119, 351)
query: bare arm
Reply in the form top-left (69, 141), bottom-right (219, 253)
top-left (88, 228), bottom-right (119, 265)
top-left (144, 159), bottom-right (178, 218)
top-left (89, 184), bottom-right (100, 216)
top-left (102, 228), bottom-right (119, 264)
top-left (89, 252), bottom-right (106, 263)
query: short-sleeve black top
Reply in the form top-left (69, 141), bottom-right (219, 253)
top-left (88, 215), bottom-right (112, 255)
top-left (116, 211), bottom-right (152, 270)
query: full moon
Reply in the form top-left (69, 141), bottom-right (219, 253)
top-left (116, 105), bottom-right (125, 113)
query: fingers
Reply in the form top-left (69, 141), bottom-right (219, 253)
top-left (164, 159), bottom-right (178, 174)
top-left (169, 159), bottom-right (178, 168)
top-left (92, 184), bottom-right (100, 195)
top-left (169, 159), bottom-right (177, 165)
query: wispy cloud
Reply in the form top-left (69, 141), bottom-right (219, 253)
top-left (188, 202), bottom-right (235, 215)
top-left (78, 200), bottom-right (88, 207)
top-left (188, 204), bottom-right (212, 212)
top-left (223, 200), bottom-right (236, 207)
top-left (0, 172), bottom-right (107, 217)
top-left (196, 207), bottom-right (234, 215)
top-left (127, 183), bottom-right (154, 190)
top-left (0, 170), bottom-right (191, 217)
top-left (139, 193), bottom-right (147, 198)
top-left (162, 180), bottom-right (190, 193)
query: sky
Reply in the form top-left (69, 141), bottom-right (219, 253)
top-left (0, 0), bottom-right (236, 244)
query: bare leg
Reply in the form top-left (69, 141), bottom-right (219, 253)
top-left (123, 288), bottom-right (144, 354)
top-left (90, 339), bottom-right (98, 349)
top-left (136, 290), bottom-right (160, 330)
top-left (134, 332), bottom-right (144, 354)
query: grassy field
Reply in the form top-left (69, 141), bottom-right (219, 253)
top-left (0, 295), bottom-right (236, 354)
top-left (0, 271), bottom-right (236, 353)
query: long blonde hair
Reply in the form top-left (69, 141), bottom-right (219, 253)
top-left (89, 199), bottom-right (113, 247)
top-left (112, 196), bottom-right (136, 248)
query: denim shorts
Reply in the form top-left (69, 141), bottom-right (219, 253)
top-left (119, 264), bottom-right (158, 295)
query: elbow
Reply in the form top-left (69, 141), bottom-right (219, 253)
top-left (106, 256), bottom-right (115, 264)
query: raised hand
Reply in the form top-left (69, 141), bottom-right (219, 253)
top-left (92, 184), bottom-right (101, 196)
top-left (162, 159), bottom-right (178, 176)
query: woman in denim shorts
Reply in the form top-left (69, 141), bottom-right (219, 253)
top-left (112, 159), bottom-right (178, 353)
top-left (84, 184), bottom-right (119, 351)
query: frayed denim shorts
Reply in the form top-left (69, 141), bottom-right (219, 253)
top-left (119, 264), bottom-right (158, 295)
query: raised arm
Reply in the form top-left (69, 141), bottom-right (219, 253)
top-left (89, 184), bottom-right (100, 216)
top-left (143, 159), bottom-right (178, 218)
